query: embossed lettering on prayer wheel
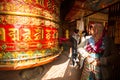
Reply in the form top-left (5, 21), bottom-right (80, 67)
top-left (0, 0), bottom-right (61, 70)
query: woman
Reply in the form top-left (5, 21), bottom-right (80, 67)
top-left (79, 23), bottom-right (105, 80)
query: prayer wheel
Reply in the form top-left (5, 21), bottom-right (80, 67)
top-left (0, 0), bottom-right (61, 70)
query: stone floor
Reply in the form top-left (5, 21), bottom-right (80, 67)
top-left (0, 48), bottom-right (81, 80)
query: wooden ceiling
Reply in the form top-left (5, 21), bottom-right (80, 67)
top-left (60, 0), bottom-right (120, 22)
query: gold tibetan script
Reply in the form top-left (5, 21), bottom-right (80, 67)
top-left (0, 28), bottom-right (5, 41)
top-left (34, 28), bottom-right (44, 40)
top-left (22, 28), bottom-right (31, 41)
top-left (36, 0), bottom-right (45, 7)
top-left (46, 30), bottom-right (51, 40)
top-left (8, 28), bottom-right (19, 41)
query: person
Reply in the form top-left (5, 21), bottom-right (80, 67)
top-left (78, 30), bottom-right (88, 48)
top-left (77, 30), bottom-right (89, 69)
top-left (79, 23), bottom-right (105, 80)
top-left (70, 28), bottom-right (80, 67)
top-left (98, 26), bottom-right (120, 80)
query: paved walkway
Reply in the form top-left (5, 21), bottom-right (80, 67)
top-left (0, 48), bottom-right (81, 80)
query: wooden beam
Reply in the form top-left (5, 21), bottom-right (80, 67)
top-left (84, 1), bottom-right (120, 17)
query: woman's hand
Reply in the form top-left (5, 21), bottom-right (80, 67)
top-left (92, 59), bottom-right (100, 66)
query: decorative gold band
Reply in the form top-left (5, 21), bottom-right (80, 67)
top-left (0, 11), bottom-right (59, 24)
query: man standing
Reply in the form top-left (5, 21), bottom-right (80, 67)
top-left (70, 29), bottom-right (80, 66)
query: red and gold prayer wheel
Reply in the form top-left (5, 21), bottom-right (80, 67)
top-left (0, 0), bottom-right (61, 70)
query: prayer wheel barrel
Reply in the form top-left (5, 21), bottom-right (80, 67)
top-left (0, 0), bottom-right (61, 70)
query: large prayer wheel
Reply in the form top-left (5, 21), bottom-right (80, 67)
top-left (0, 0), bottom-right (61, 70)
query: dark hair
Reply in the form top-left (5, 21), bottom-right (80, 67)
top-left (74, 29), bottom-right (79, 33)
top-left (89, 25), bottom-right (94, 30)
top-left (82, 30), bottom-right (88, 37)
